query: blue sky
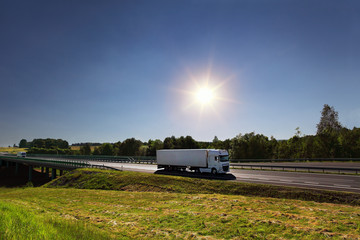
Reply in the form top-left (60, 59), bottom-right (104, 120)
top-left (1, 0), bottom-right (359, 146)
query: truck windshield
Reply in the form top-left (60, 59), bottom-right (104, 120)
top-left (220, 155), bottom-right (229, 162)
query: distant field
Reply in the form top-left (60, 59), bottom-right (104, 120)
top-left (0, 147), bottom-right (27, 154)
top-left (70, 146), bottom-right (97, 151)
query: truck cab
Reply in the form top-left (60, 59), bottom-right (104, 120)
top-left (201, 150), bottom-right (229, 174)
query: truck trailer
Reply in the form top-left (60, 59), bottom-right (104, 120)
top-left (156, 149), bottom-right (230, 174)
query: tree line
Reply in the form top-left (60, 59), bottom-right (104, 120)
top-left (19, 105), bottom-right (360, 158)
top-left (19, 138), bottom-right (71, 154)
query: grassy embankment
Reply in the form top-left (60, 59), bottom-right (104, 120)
top-left (0, 169), bottom-right (359, 239)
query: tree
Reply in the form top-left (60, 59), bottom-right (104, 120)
top-left (147, 139), bottom-right (163, 156)
top-left (295, 127), bottom-right (302, 138)
top-left (19, 139), bottom-right (27, 148)
top-left (80, 143), bottom-right (91, 155)
top-left (183, 136), bottom-right (199, 149)
top-left (118, 138), bottom-right (142, 156)
top-left (93, 147), bottom-right (101, 155)
top-left (100, 143), bottom-right (114, 156)
top-left (163, 136), bottom-right (176, 149)
top-left (230, 132), bottom-right (271, 159)
top-left (317, 104), bottom-right (342, 135)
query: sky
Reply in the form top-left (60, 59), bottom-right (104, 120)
top-left (1, 0), bottom-right (359, 146)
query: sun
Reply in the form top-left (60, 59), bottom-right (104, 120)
top-left (196, 87), bottom-right (214, 105)
top-left (171, 64), bottom-right (238, 121)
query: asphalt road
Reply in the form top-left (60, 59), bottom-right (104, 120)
top-left (89, 161), bottom-right (360, 193)
top-left (4, 154), bottom-right (359, 193)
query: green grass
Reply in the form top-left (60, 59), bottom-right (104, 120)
top-left (0, 199), bottom-right (112, 240)
top-left (45, 168), bottom-right (360, 206)
top-left (0, 187), bottom-right (359, 239)
top-left (1, 169), bottom-right (360, 239)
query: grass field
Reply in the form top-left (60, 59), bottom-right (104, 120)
top-left (70, 146), bottom-right (98, 151)
top-left (0, 168), bottom-right (359, 239)
top-left (0, 147), bottom-right (27, 154)
top-left (0, 186), bottom-right (359, 239)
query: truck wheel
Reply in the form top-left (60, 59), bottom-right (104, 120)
top-left (211, 168), bottom-right (217, 175)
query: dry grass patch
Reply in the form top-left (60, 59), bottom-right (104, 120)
top-left (0, 147), bottom-right (27, 154)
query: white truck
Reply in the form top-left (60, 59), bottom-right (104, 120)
top-left (17, 152), bottom-right (26, 158)
top-left (157, 149), bottom-right (230, 174)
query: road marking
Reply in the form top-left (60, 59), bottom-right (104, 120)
top-left (304, 182), bottom-right (319, 185)
top-left (278, 179), bottom-right (293, 182)
top-left (333, 184), bottom-right (351, 188)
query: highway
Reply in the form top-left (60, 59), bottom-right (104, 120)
top-left (2, 154), bottom-right (359, 193)
top-left (87, 161), bottom-right (360, 193)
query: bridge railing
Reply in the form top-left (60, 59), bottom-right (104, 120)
top-left (27, 154), bottom-right (156, 164)
top-left (230, 158), bottom-right (360, 163)
top-left (232, 163), bottom-right (360, 174)
top-left (0, 155), bottom-right (91, 170)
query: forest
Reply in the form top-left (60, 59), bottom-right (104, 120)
top-left (20, 105), bottom-right (360, 159)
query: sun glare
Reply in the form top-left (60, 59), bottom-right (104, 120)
top-left (196, 87), bottom-right (214, 105)
top-left (172, 64), bottom-right (238, 122)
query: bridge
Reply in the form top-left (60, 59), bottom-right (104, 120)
top-left (0, 155), bottom-right (119, 181)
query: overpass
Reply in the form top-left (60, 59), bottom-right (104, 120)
top-left (0, 155), bottom-right (116, 181)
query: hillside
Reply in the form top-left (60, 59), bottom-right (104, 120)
top-left (45, 168), bottom-right (360, 206)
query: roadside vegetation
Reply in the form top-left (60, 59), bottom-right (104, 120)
top-left (0, 170), bottom-right (359, 239)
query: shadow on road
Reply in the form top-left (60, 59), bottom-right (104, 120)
top-left (154, 170), bottom-right (236, 180)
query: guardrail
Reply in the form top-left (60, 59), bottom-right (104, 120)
top-left (232, 164), bottom-right (360, 174)
top-left (25, 155), bottom-right (360, 164)
top-left (27, 154), bottom-right (156, 164)
top-left (1, 155), bottom-right (122, 171)
top-left (0, 155), bottom-right (121, 182)
top-left (0, 156), bottom-right (91, 170)
top-left (6, 154), bottom-right (360, 174)
top-left (230, 158), bottom-right (360, 163)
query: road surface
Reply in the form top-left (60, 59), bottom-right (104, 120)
top-left (88, 161), bottom-right (360, 193)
